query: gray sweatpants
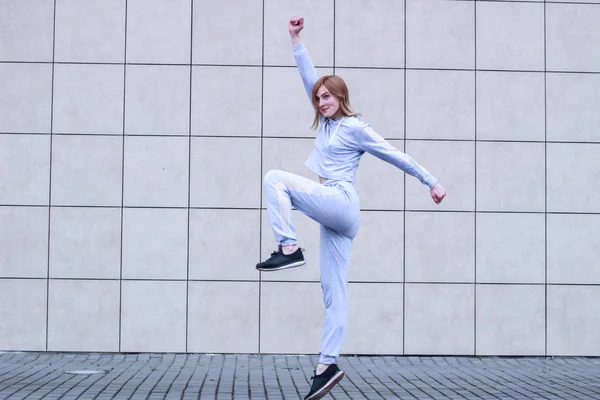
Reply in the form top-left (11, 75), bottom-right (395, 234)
top-left (263, 169), bottom-right (360, 364)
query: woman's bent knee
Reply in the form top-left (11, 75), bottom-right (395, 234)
top-left (263, 169), bottom-right (282, 187)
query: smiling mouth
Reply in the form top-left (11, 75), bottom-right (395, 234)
top-left (321, 108), bottom-right (329, 113)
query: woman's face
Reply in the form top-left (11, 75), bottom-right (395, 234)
top-left (316, 85), bottom-right (340, 119)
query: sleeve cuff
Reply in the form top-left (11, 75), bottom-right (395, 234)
top-left (426, 177), bottom-right (438, 189)
top-left (293, 42), bottom-right (306, 55)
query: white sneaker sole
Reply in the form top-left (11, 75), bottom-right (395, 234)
top-left (256, 260), bottom-right (305, 272)
top-left (306, 370), bottom-right (345, 400)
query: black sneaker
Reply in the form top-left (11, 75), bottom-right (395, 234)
top-left (304, 364), bottom-right (345, 400)
top-left (256, 245), bottom-right (305, 272)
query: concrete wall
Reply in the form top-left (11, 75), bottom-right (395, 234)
top-left (1, 0), bottom-right (599, 356)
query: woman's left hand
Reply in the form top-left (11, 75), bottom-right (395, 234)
top-left (430, 183), bottom-right (446, 204)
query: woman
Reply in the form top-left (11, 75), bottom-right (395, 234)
top-left (256, 16), bottom-right (447, 400)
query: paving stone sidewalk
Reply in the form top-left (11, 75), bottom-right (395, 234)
top-left (1, 352), bottom-right (600, 399)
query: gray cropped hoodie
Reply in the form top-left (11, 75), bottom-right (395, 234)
top-left (294, 42), bottom-right (438, 189)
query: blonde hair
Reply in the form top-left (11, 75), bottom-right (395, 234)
top-left (311, 75), bottom-right (358, 130)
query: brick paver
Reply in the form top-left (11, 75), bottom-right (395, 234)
top-left (1, 352), bottom-right (599, 399)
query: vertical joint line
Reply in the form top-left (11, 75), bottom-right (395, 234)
top-left (186, 0), bottom-right (194, 354)
top-left (119, 0), bottom-right (129, 353)
top-left (402, 0), bottom-right (407, 356)
top-left (46, 0), bottom-right (58, 352)
top-left (543, 0), bottom-right (548, 357)
top-left (473, 0), bottom-right (478, 356)
top-left (333, 0), bottom-right (336, 75)
top-left (258, 0), bottom-right (265, 355)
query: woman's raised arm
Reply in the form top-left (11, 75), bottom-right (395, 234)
top-left (290, 16), bottom-right (319, 103)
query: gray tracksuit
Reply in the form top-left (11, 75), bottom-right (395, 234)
top-left (263, 41), bottom-right (437, 365)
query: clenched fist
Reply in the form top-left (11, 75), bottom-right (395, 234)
top-left (289, 16), bottom-right (304, 35)
top-left (430, 183), bottom-right (447, 205)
